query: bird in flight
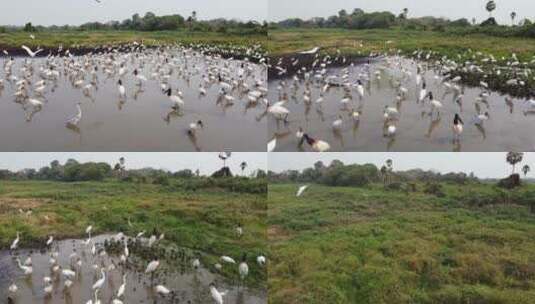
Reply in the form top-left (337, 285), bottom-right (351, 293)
top-left (296, 185), bottom-right (309, 197)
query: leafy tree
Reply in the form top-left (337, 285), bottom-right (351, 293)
top-left (321, 164), bottom-right (378, 187)
top-left (352, 9), bottom-right (364, 16)
top-left (314, 161), bottom-right (325, 171)
top-left (450, 18), bottom-right (471, 27)
top-left (23, 22), bottom-right (35, 32)
top-left (175, 169), bottom-right (193, 178)
top-left (301, 168), bottom-right (319, 182)
top-left (256, 169), bottom-right (267, 179)
top-left (287, 170), bottom-right (299, 182)
top-left (142, 12), bottom-right (158, 31)
top-left (153, 174), bottom-right (170, 185)
top-left (65, 158), bottom-right (79, 166)
top-left (329, 160), bottom-right (345, 168)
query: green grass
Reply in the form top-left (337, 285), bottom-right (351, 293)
top-left (268, 183), bottom-right (535, 304)
top-left (0, 179), bottom-right (267, 288)
top-left (0, 30), bottom-right (266, 49)
top-left (268, 28), bottom-right (535, 61)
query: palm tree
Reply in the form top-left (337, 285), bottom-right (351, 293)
top-left (118, 157), bottom-right (126, 178)
top-left (506, 152), bottom-right (524, 174)
top-left (385, 159), bottom-right (393, 184)
top-left (240, 162), bottom-right (248, 176)
top-left (511, 12), bottom-right (517, 25)
top-left (380, 165), bottom-right (388, 186)
top-left (386, 159), bottom-right (393, 171)
top-left (486, 1), bottom-right (496, 18)
top-left (187, 11), bottom-right (197, 30)
top-left (195, 169), bottom-right (200, 177)
top-left (472, 17), bottom-right (477, 25)
top-left (402, 8), bottom-right (409, 19)
top-left (522, 164), bottom-right (530, 177)
top-left (218, 152), bottom-right (231, 168)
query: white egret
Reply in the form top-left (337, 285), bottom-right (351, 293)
top-left (296, 185), bottom-right (308, 197)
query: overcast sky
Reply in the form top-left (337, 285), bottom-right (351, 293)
top-left (269, 153), bottom-right (535, 178)
top-left (269, 0), bottom-right (531, 24)
top-left (0, 153), bottom-right (266, 175)
top-left (2, 0), bottom-right (267, 26)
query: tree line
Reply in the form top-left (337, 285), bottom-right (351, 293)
top-left (270, 6), bottom-right (535, 38)
top-left (3, 11), bottom-right (266, 35)
top-left (0, 159), bottom-right (267, 183)
top-left (267, 159), bottom-right (478, 187)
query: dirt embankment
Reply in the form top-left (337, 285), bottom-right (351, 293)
top-left (268, 52), bottom-right (535, 98)
top-left (0, 197), bottom-right (49, 212)
top-left (0, 44), bottom-right (265, 64)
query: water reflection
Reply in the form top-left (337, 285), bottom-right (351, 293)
top-left (0, 49), bottom-right (267, 151)
top-left (0, 234), bottom-right (266, 304)
top-left (268, 56), bottom-right (535, 151)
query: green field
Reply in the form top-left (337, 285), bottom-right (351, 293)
top-left (0, 30), bottom-right (266, 50)
top-left (0, 179), bottom-right (267, 287)
top-left (268, 183), bottom-right (535, 304)
top-left (268, 28), bottom-right (535, 60)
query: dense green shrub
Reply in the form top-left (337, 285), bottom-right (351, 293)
top-left (423, 182), bottom-right (445, 197)
top-left (321, 164), bottom-right (379, 187)
top-left (170, 177), bottom-right (266, 194)
top-left (153, 174), bottom-right (170, 186)
top-left (63, 161), bottom-right (111, 182)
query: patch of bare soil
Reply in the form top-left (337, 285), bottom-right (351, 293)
top-left (0, 198), bottom-right (50, 213)
top-left (268, 225), bottom-right (291, 241)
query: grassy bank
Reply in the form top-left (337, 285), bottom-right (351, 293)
top-left (0, 179), bottom-right (267, 287)
top-left (0, 30), bottom-right (266, 50)
top-left (268, 183), bottom-right (535, 303)
top-left (268, 28), bottom-right (535, 60)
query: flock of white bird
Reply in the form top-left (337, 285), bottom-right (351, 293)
top-left (267, 46), bottom-right (535, 152)
top-left (0, 41), bottom-right (267, 145)
top-left (6, 224), bottom-right (267, 304)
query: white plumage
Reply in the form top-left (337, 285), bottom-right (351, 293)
top-left (296, 185), bottom-right (308, 197)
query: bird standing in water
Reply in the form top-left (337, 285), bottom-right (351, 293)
top-left (453, 113), bottom-right (464, 141)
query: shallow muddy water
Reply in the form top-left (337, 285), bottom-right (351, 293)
top-left (268, 56), bottom-right (535, 152)
top-left (0, 49), bottom-right (267, 151)
top-left (0, 234), bottom-right (266, 304)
